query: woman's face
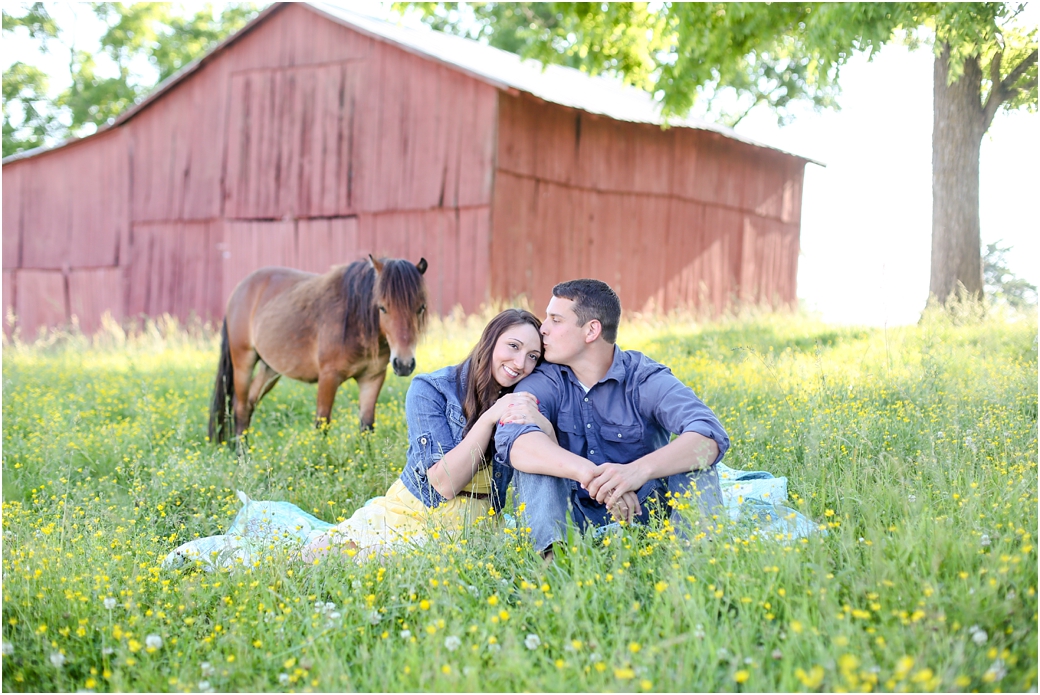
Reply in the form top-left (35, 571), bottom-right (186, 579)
top-left (490, 322), bottom-right (542, 388)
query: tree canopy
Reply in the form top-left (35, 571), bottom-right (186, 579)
top-left (3, 2), bottom-right (260, 157)
top-left (400, 2), bottom-right (1037, 303)
top-left (399, 3), bottom-right (1036, 126)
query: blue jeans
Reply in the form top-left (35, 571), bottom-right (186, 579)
top-left (514, 465), bottom-right (725, 553)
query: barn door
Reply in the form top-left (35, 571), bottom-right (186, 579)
top-left (223, 62), bottom-right (363, 220)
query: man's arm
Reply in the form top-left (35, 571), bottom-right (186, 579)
top-left (585, 431), bottom-right (719, 505)
top-left (509, 430), bottom-right (598, 487)
top-left (587, 364), bottom-right (728, 506)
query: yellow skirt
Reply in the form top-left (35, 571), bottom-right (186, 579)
top-left (301, 472), bottom-right (492, 563)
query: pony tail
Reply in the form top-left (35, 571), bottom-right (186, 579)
top-left (208, 318), bottom-right (235, 444)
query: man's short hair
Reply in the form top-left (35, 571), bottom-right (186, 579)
top-left (552, 279), bottom-right (621, 344)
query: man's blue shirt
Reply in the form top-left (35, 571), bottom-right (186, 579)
top-left (494, 345), bottom-right (729, 506)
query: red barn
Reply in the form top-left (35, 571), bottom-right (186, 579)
top-left (2, 2), bottom-right (813, 337)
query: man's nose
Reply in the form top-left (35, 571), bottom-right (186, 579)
top-left (540, 325), bottom-right (549, 336)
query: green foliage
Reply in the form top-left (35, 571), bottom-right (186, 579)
top-left (2, 2), bottom-right (261, 156)
top-left (2, 62), bottom-right (56, 157)
top-left (984, 240), bottom-right (1038, 308)
top-left (397, 2), bottom-right (1037, 125)
top-left (2, 310), bottom-right (1036, 691)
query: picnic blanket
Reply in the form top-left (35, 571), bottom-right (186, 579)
top-left (162, 464), bottom-right (823, 572)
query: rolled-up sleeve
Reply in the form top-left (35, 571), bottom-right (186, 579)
top-left (639, 369), bottom-right (730, 465)
top-left (493, 369), bottom-right (559, 469)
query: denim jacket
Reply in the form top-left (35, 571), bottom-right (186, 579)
top-left (401, 361), bottom-right (513, 511)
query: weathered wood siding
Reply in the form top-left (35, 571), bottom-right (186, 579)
top-left (2, 4), bottom-right (498, 335)
top-left (2, 130), bottom-right (129, 336)
top-left (490, 93), bottom-right (804, 314)
top-left (2, 3), bottom-right (804, 336)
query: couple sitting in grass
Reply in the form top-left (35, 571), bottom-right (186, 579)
top-left (166, 279), bottom-right (731, 569)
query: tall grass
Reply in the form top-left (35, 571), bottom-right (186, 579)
top-left (2, 305), bottom-right (1036, 692)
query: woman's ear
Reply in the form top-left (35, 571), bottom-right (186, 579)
top-left (585, 320), bottom-right (602, 344)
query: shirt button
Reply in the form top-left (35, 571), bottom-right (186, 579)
top-left (420, 437), bottom-right (427, 445)
top-left (584, 397), bottom-right (589, 402)
top-left (617, 433), bottom-right (623, 438)
top-left (586, 423), bottom-right (592, 429)
top-left (589, 449), bottom-right (595, 455)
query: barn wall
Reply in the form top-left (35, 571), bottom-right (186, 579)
top-left (1, 130), bottom-right (130, 336)
top-left (491, 94), bottom-right (805, 315)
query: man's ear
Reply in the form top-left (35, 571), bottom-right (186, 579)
top-left (584, 319), bottom-right (602, 344)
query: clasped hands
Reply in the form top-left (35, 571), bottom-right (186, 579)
top-left (583, 462), bottom-right (648, 524)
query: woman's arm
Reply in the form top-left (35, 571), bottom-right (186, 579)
top-left (426, 392), bottom-right (539, 500)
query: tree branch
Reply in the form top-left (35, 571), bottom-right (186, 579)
top-left (982, 48), bottom-right (1037, 131)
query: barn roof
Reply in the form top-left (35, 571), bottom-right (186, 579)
top-left (4, 1), bottom-right (820, 165)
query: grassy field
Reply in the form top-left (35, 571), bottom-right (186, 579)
top-left (2, 306), bottom-right (1037, 692)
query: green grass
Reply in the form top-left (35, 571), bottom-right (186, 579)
top-left (2, 307), bottom-right (1037, 692)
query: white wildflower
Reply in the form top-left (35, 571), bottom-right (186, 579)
top-left (717, 647), bottom-right (729, 660)
top-left (972, 629), bottom-right (988, 645)
top-left (145, 634), bottom-right (163, 650)
top-left (278, 673), bottom-right (290, 685)
top-left (964, 435), bottom-right (976, 452)
top-left (102, 647), bottom-right (114, 656)
top-left (199, 679), bottom-right (214, 692)
top-left (985, 659), bottom-right (1007, 682)
top-left (50, 651), bottom-right (66, 668)
top-left (907, 494), bottom-right (916, 503)
top-left (328, 611), bottom-right (342, 621)
top-left (367, 610), bottom-right (381, 625)
top-left (771, 649), bottom-right (783, 660)
top-left (980, 534), bottom-right (991, 547)
top-left (693, 624), bottom-right (706, 640)
top-left (589, 652), bottom-right (602, 663)
top-left (488, 642), bottom-right (501, 653)
top-left (936, 431), bottom-right (945, 439)
top-left (103, 597), bottom-right (117, 610)
top-left (400, 630), bottom-right (412, 639)
top-left (1, 642), bottom-right (12, 656)
top-left (1006, 590), bottom-right (1016, 601)
top-left (467, 585), bottom-right (479, 596)
top-left (200, 661), bottom-right (215, 677)
top-left (524, 634), bottom-right (541, 650)
top-left (444, 636), bottom-right (462, 652)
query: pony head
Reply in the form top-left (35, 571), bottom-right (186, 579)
top-left (369, 255), bottom-right (428, 376)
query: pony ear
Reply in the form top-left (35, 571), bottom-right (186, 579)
top-left (416, 258), bottom-right (428, 275)
top-left (368, 254), bottom-right (384, 273)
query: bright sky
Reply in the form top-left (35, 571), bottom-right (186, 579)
top-left (5, 2), bottom-right (1037, 326)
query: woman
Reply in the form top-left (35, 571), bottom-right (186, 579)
top-left (300, 308), bottom-right (553, 563)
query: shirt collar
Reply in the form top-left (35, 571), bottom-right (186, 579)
top-left (561, 344), bottom-right (625, 390)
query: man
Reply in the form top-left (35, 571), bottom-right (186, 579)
top-left (494, 279), bottom-right (729, 556)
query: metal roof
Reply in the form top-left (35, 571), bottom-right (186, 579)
top-left (4, 2), bottom-right (820, 165)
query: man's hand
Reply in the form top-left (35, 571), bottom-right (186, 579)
top-left (607, 490), bottom-right (641, 524)
top-left (586, 462), bottom-right (649, 507)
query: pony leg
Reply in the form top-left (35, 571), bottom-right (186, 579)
top-left (231, 351), bottom-right (259, 438)
top-left (315, 370), bottom-right (346, 430)
top-left (248, 360), bottom-right (282, 414)
top-left (356, 371), bottom-right (387, 431)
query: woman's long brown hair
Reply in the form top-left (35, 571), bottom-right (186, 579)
top-left (456, 309), bottom-right (543, 436)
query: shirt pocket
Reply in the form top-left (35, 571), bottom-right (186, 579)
top-left (598, 423), bottom-right (644, 463)
top-left (555, 413), bottom-right (584, 452)
top-left (445, 403), bottom-right (466, 443)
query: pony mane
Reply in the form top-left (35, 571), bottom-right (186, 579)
top-left (339, 258), bottom-right (427, 347)
top-left (340, 260), bottom-right (379, 345)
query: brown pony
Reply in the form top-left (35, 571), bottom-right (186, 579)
top-left (209, 256), bottom-right (428, 443)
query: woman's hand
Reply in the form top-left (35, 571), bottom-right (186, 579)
top-left (484, 391), bottom-right (536, 424)
top-left (497, 393), bottom-right (557, 444)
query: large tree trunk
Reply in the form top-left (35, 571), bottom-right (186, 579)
top-left (930, 44), bottom-right (987, 303)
